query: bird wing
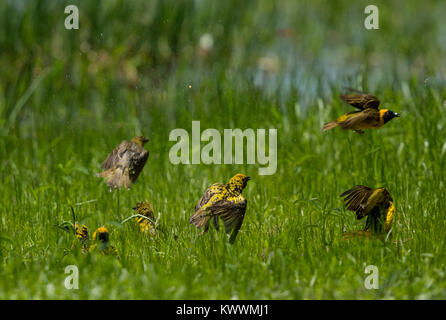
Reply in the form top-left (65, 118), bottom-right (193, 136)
top-left (128, 146), bottom-right (149, 182)
top-left (340, 89), bottom-right (380, 110)
top-left (340, 185), bottom-right (373, 219)
top-left (341, 186), bottom-right (392, 219)
top-left (101, 140), bottom-right (130, 169)
top-left (340, 108), bottom-right (380, 129)
top-left (194, 183), bottom-right (225, 211)
top-left (365, 188), bottom-right (392, 210)
top-left (209, 196), bottom-right (247, 243)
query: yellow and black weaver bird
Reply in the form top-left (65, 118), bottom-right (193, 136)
top-left (97, 136), bottom-right (149, 189)
top-left (340, 185), bottom-right (395, 235)
top-left (73, 223), bottom-right (90, 254)
top-left (133, 201), bottom-right (157, 234)
top-left (90, 227), bottom-right (119, 257)
top-left (322, 88), bottom-right (400, 134)
top-left (190, 173), bottom-right (250, 244)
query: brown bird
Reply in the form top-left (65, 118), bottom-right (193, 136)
top-left (97, 136), bottom-right (149, 189)
top-left (190, 173), bottom-right (250, 243)
top-left (340, 185), bottom-right (395, 234)
top-left (322, 88), bottom-right (400, 134)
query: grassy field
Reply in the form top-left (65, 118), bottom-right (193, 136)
top-left (1, 0), bottom-right (446, 299)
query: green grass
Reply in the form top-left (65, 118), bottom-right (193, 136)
top-left (1, 0), bottom-right (446, 299)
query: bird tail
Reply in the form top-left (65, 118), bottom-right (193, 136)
top-left (322, 120), bottom-right (339, 131)
top-left (189, 208), bottom-right (211, 229)
top-left (97, 167), bottom-right (131, 189)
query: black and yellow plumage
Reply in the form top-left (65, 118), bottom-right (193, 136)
top-left (97, 136), bottom-right (149, 189)
top-left (340, 185), bottom-right (395, 234)
top-left (90, 227), bottom-right (119, 257)
top-left (322, 88), bottom-right (400, 134)
top-left (190, 173), bottom-right (250, 243)
top-left (72, 223), bottom-right (90, 254)
top-left (133, 201), bottom-right (156, 234)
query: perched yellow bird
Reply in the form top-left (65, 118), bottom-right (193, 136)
top-left (133, 201), bottom-right (156, 234)
top-left (97, 136), bottom-right (149, 189)
top-left (90, 227), bottom-right (119, 257)
top-left (340, 185), bottom-right (395, 234)
top-left (190, 173), bottom-right (250, 243)
top-left (322, 89), bottom-right (400, 134)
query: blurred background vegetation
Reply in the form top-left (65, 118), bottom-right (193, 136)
top-left (1, 0), bottom-right (446, 299)
top-left (1, 0), bottom-right (446, 135)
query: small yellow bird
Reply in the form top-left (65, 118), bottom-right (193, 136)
top-left (190, 173), bottom-right (250, 243)
top-left (340, 185), bottom-right (395, 234)
top-left (97, 136), bottom-right (149, 189)
top-left (133, 201), bottom-right (156, 234)
top-left (90, 227), bottom-right (119, 257)
top-left (322, 89), bottom-right (400, 134)
top-left (72, 223), bottom-right (90, 254)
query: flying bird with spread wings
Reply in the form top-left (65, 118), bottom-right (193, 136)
top-left (340, 185), bottom-right (396, 235)
top-left (190, 173), bottom-right (250, 244)
top-left (97, 136), bottom-right (149, 189)
top-left (322, 88), bottom-right (400, 134)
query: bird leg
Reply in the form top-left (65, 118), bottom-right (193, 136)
top-left (212, 216), bottom-right (220, 231)
top-left (198, 221), bottom-right (210, 236)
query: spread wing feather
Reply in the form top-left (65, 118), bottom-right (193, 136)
top-left (101, 140), bottom-right (130, 169)
top-left (340, 185), bottom-right (373, 219)
top-left (98, 140), bottom-right (149, 189)
top-left (340, 89), bottom-right (380, 110)
top-left (129, 149), bottom-right (149, 182)
top-left (341, 186), bottom-right (392, 219)
top-left (210, 198), bottom-right (247, 243)
top-left (228, 213), bottom-right (245, 244)
top-left (191, 182), bottom-right (247, 243)
top-left (190, 184), bottom-right (225, 230)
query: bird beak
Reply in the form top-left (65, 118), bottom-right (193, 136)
top-left (144, 138), bottom-right (149, 143)
top-left (246, 176), bottom-right (251, 181)
top-left (132, 207), bottom-right (137, 211)
top-left (394, 113), bottom-right (400, 117)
